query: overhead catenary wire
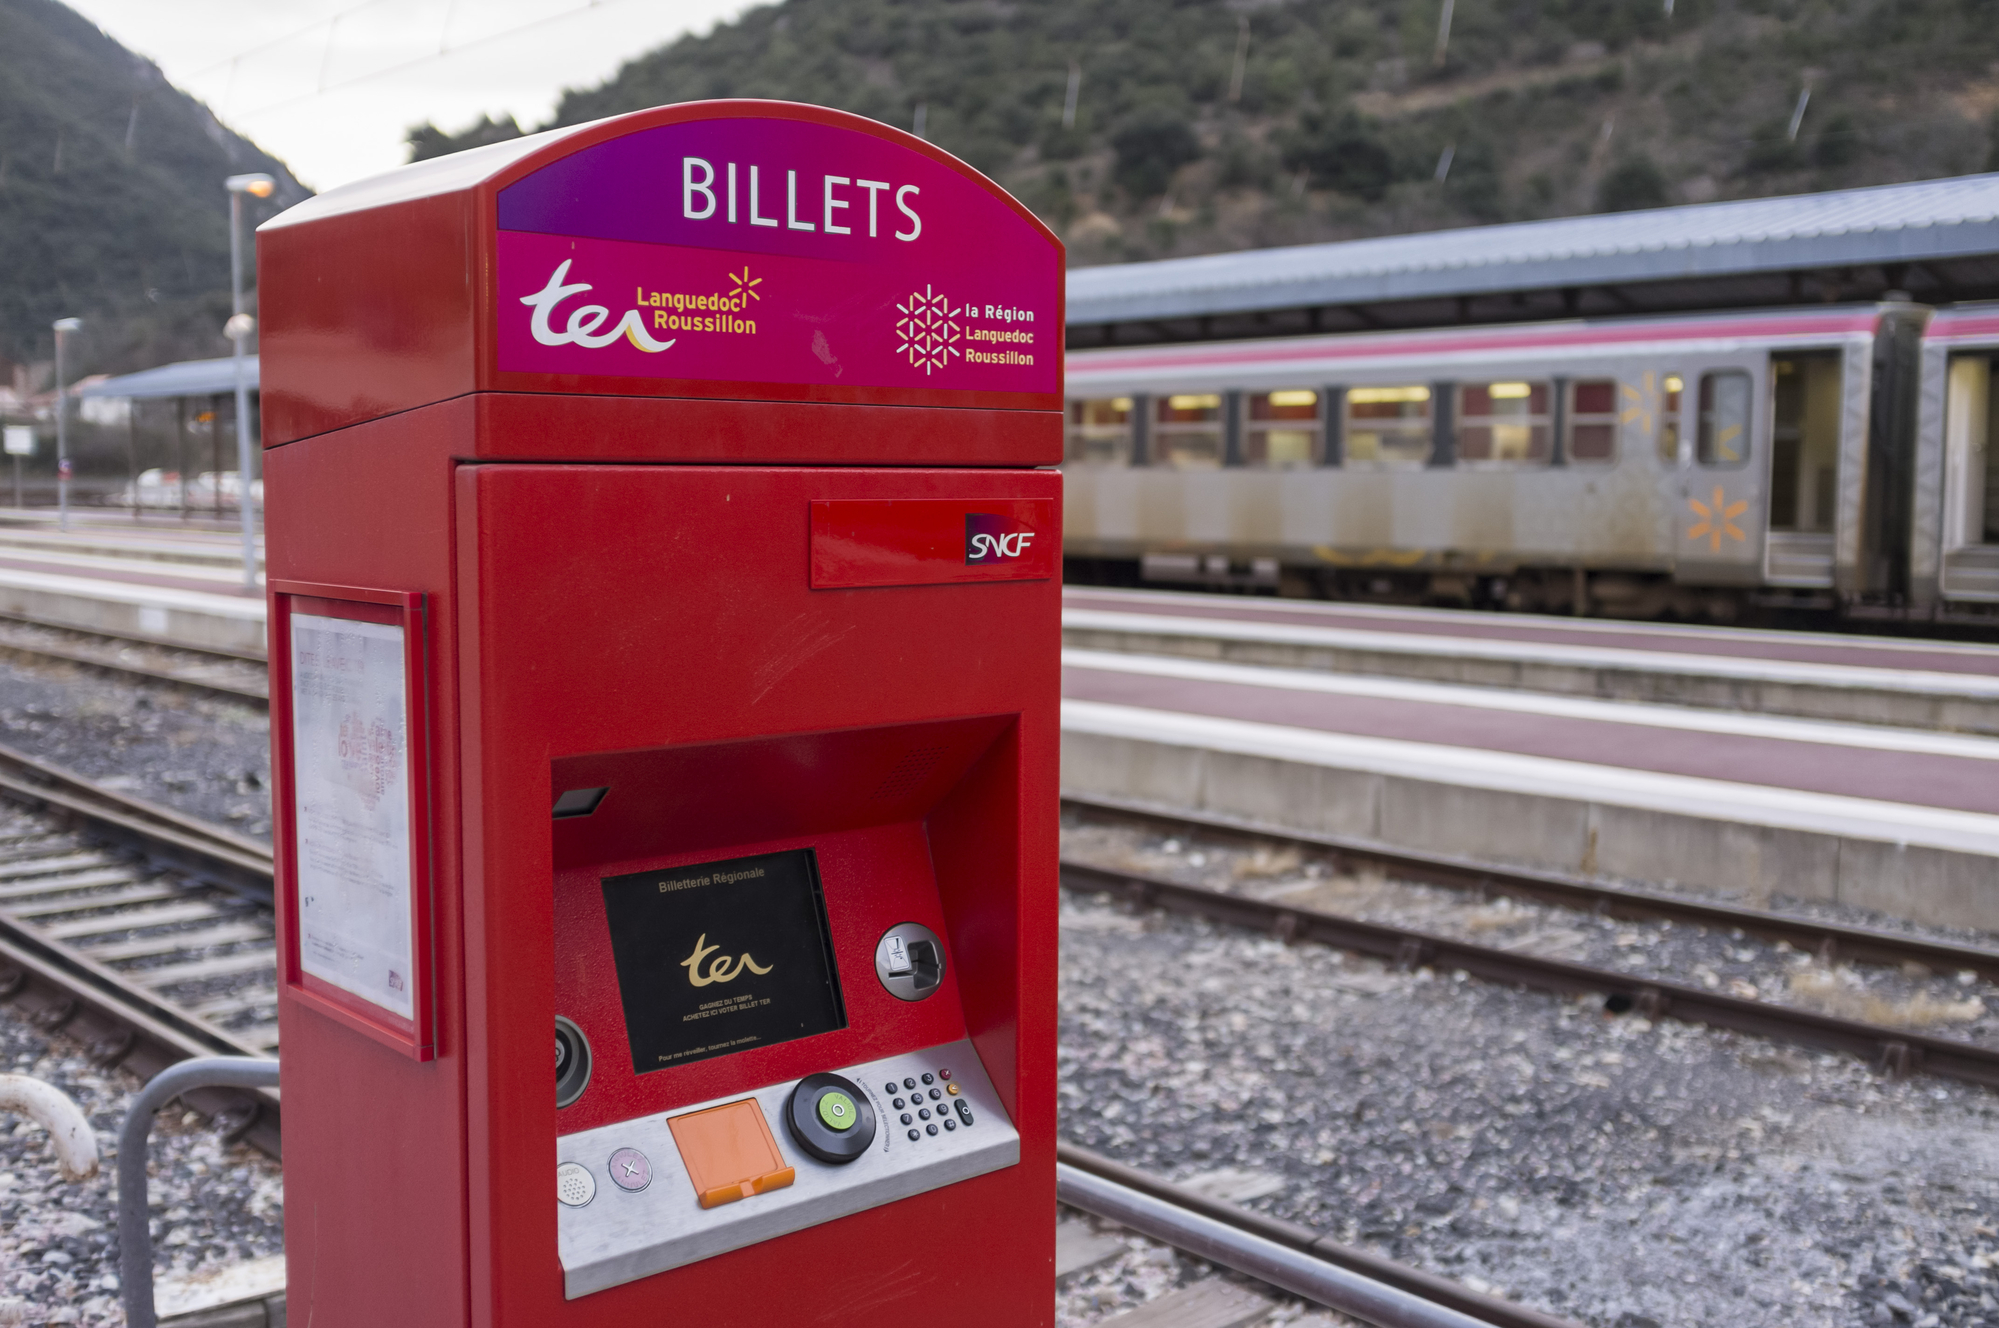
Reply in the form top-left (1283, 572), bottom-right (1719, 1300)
top-left (209, 0), bottom-right (633, 122)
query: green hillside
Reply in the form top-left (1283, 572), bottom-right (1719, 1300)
top-left (0, 0), bottom-right (306, 379)
top-left (414, 0), bottom-right (1999, 269)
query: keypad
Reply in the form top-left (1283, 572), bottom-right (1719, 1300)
top-left (895, 1067), bottom-right (970, 1145)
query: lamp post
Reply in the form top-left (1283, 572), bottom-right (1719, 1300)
top-left (52, 317), bottom-right (81, 532)
top-left (225, 173), bottom-right (274, 594)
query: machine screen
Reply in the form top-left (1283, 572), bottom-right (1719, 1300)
top-left (601, 848), bottom-right (846, 1073)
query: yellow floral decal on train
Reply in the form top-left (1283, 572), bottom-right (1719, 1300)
top-left (1686, 486), bottom-right (1748, 553)
top-left (1620, 374), bottom-right (1655, 432)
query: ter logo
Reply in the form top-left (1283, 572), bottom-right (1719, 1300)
top-left (966, 513), bottom-right (1037, 565)
top-left (679, 933), bottom-right (772, 988)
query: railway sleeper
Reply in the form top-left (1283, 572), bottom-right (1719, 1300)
top-left (83, 923), bottom-right (272, 964)
top-left (7, 882), bottom-right (190, 917)
top-left (38, 898), bottom-right (244, 940)
top-left (0, 851), bottom-right (122, 882)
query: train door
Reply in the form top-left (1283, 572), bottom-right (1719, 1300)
top-left (1761, 352), bottom-right (1842, 587)
top-left (1940, 353), bottom-right (1999, 599)
top-left (1672, 365), bottom-right (1766, 582)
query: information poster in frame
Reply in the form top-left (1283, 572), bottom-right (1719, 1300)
top-left (270, 581), bottom-right (435, 1060)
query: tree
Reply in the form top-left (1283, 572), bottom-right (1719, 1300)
top-left (1111, 109), bottom-right (1200, 200)
top-left (1597, 154), bottom-right (1671, 212)
top-left (406, 114), bottom-right (524, 164)
top-left (1280, 109), bottom-right (1396, 202)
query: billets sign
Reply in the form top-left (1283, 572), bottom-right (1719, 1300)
top-left (495, 116), bottom-right (1060, 396)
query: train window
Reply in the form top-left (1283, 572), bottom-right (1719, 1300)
top-left (1565, 380), bottom-right (1618, 463)
top-left (1457, 381), bottom-right (1551, 464)
top-left (1769, 355), bottom-right (1841, 532)
top-left (1065, 397), bottom-right (1133, 466)
top-left (1345, 386), bottom-right (1431, 466)
top-left (1657, 374), bottom-right (1684, 464)
top-left (1946, 356), bottom-right (1999, 546)
top-left (1245, 390), bottom-right (1320, 468)
top-left (1696, 371), bottom-right (1752, 468)
top-left (1155, 394), bottom-right (1224, 469)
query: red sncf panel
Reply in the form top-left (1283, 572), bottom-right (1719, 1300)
top-left (811, 498), bottom-right (1057, 588)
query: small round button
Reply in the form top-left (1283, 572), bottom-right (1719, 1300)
top-left (893, 1097), bottom-right (905, 1109)
top-left (907, 1129), bottom-right (920, 1141)
top-left (818, 1090), bottom-right (859, 1132)
top-left (557, 1162), bottom-right (596, 1208)
top-left (883, 1083), bottom-right (898, 1095)
top-left (926, 1124), bottom-right (938, 1136)
top-left (918, 1108), bottom-right (930, 1120)
top-left (903, 1077), bottom-right (916, 1090)
top-left (607, 1148), bottom-right (651, 1192)
top-left (944, 1119), bottom-right (956, 1131)
top-left (939, 1069), bottom-right (952, 1081)
top-left (929, 1088), bottom-right (941, 1101)
top-left (947, 1083), bottom-right (961, 1096)
top-left (900, 1112), bottom-right (912, 1125)
top-left (922, 1073), bottom-right (934, 1085)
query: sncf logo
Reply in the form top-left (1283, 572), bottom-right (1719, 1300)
top-left (966, 512), bottom-right (1037, 565)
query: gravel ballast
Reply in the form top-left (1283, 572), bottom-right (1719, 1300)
top-left (1058, 885), bottom-right (1999, 1328)
top-left (0, 655), bottom-right (270, 839)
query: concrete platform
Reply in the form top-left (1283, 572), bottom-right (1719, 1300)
top-left (0, 519), bottom-right (266, 655)
top-left (1064, 588), bottom-right (1999, 735)
top-left (1061, 650), bottom-right (1999, 932)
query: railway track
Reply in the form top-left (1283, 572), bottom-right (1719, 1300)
top-left (0, 741), bottom-right (279, 1156)
top-left (1062, 795), bottom-right (1999, 1090)
top-left (0, 613), bottom-right (268, 707)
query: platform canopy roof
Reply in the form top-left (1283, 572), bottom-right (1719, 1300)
top-left (78, 356), bottom-right (258, 400)
top-left (1066, 173), bottom-right (1999, 346)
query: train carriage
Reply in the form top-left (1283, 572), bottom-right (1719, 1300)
top-left (1062, 305), bottom-right (1921, 619)
top-left (1055, 172), bottom-right (1999, 624)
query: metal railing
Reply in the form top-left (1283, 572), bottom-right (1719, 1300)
top-left (118, 1056), bottom-right (281, 1328)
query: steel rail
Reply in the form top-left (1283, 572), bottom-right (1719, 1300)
top-left (1059, 857), bottom-right (1999, 1090)
top-left (1059, 1162), bottom-right (1499, 1328)
top-left (1057, 1144), bottom-right (1585, 1328)
top-left (1062, 792), bottom-right (1999, 983)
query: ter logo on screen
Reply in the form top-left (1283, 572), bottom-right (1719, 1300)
top-left (966, 513), bottom-right (1037, 565)
top-left (600, 849), bottom-right (846, 1073)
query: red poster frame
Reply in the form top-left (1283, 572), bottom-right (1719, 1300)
top-left (270, 580), bottom-right (436, 1061)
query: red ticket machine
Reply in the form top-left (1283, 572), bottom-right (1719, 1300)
top-left (258, 101), bottom-right (1062, 1325)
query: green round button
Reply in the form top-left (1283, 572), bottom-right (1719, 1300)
top-left (817, 1090), bottom-right (858, 1131)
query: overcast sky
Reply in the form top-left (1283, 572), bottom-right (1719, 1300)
top-left (66, 0), bottom-right (761, 192)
